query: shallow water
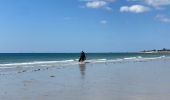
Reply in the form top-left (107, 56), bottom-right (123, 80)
top-left (0, 59), bottom-right (170, 100)
top-left (0, 53), bottom-right (169, 71)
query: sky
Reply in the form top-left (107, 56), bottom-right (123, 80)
top-left (0, 0), bottom-right (170, 53)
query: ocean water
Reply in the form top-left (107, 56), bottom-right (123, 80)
top-left (0, 53), bottom-right (169, 69)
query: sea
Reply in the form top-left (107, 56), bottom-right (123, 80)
top-left (0, 53), bottom-right (170, 69)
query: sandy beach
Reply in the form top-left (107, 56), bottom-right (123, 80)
top-left (1, 59), bottom-right (170, 100)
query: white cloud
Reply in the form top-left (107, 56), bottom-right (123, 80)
top-left (120, 5), bottom-right (150, 13)
top-left (155, 14), bottom-right (170, 23)
top-left (128, 0), bottom-right (170, 7)
top-left (80, 0), bottom-right (114, 10)
top-left (100, 20), bottom-right (108, 24)
top-left (86, 1), bottom-right (107, 8)
top-left (144, 0), bottom-right (170, 7)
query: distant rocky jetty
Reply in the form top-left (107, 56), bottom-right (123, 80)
top-left (141, 48), bottom-right (170, 53)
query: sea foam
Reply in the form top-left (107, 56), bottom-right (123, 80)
top-left (0, 56), bottom-right (168, 69)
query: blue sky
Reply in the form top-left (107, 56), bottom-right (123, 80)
top-left (0, 0), bottom-right (170, 53)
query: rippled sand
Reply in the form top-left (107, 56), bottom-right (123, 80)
top-left (0, 59), bottom-right (170, 100)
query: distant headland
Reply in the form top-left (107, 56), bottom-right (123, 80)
top-left (141, 48), bottom-right (170, 53)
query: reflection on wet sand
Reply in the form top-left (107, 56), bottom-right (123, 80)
top-left (79, 64), bottom-right (86, 79)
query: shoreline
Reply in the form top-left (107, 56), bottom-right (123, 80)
top-left (1, 59), bottom-right (170, 100)
top-left (0, 56), bottom-right (169, 75)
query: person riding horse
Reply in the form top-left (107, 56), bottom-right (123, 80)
top-left (79, 51), bottom-right (86, 62)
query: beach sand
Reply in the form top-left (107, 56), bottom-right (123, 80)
top-left (1, 59), bottom-right (170, 100)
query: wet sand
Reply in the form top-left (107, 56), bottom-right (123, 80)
top-left (1, 59), bottom-right (170, 100)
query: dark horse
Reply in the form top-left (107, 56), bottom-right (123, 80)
top-left (79, 51), bottom-right (86, 62)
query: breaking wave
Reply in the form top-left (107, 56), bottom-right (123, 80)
top-left (0, 55), bottom-right (168, 69)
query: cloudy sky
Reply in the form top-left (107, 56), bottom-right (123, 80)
top-left (0, 0), bottom-right (170, 52)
